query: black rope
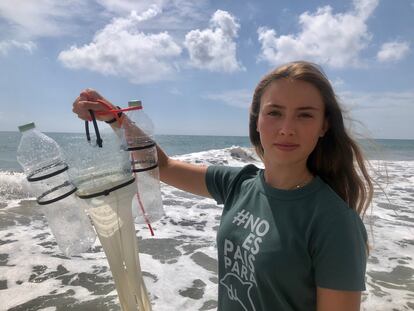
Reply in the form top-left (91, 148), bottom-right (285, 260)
top-left (77, 177), bottom-right (135, 199)
top-left (91, 111), bottom-right (103, 147)
top-left (125, 141), bottom-right (156, 151)
top-left (27, 161), bottom-right (68, 182)
top-left (85, 120), bottom-right (91, 143)
top-left (85, 110), bottom-right (103, 148)
top-left (132, 163), bottom-right (158, 173)
top-left (37, 181), bottom-right (77, 205)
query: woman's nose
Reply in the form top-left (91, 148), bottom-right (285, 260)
top-left (278, 119), bottom-right (296, 136)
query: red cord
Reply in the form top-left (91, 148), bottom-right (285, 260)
top-left (94, 99), bottom-right (143, 127)
top-left (131, 152), bottom-right (155, 236)
top-left (95, 99), bottom-right (123, 126)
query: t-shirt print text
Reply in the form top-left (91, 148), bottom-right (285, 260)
top-left (221, 209), bottom-right (270, 311)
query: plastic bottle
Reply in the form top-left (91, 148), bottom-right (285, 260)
top-left (16, 122), bottom-right (96, 256)
top-left (122, 100), bottom-right (165, 224)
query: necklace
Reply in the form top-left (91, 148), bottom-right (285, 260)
top-left (291, 175), bottom-right (314, 190)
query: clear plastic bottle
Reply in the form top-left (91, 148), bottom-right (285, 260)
top-left (122, 100), bottom-right (165, 224)
top-left (16, 122), bottom-right (96, 256)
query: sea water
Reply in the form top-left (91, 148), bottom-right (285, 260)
top-left (0, 132), bottom-right (413, 310)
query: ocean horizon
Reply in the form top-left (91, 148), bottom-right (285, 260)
top-left (1, 131), bottom-right (414, 173)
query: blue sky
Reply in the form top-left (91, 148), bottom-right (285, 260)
top-left (0, 0), bottom-right (413, 139)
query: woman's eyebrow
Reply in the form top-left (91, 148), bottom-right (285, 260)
top-left (297, 106), bottom-right (320, 111)
top-left (266, 103), bottom-right (320, 111)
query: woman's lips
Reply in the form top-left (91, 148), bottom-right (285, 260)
top-left (274, 143), bottom-right (299, 151)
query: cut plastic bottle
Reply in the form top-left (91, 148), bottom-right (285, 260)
top-left (16, 122), bottom-right (96, 256)
top-left (121, 100), bottom-right (165, 225)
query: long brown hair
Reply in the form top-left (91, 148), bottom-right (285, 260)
top-left (249, 61), bottom-right (373, 216)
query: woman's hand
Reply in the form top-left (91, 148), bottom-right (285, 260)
top-left (72, 88), bottom-right (117, 122)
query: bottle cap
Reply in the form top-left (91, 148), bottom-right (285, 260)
top-left (128, 100), bottom-right (142, 108)
top-left (18, 122), bottom-right (36, 132)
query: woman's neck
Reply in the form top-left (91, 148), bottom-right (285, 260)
top-left (263, 160), bottom-right (314, 190)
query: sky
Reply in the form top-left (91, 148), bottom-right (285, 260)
top-left (0, 0), bottom-right (413, 139)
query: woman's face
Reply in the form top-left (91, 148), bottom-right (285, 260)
top-left (257, 78), bottom-right (328, 167)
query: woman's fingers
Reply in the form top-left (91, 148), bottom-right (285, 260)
top-left (72, 103), bottom-right (91, 121)
top-left (80, 88), bottom-right (105, 101)
top-left (78, 100), bottom-right (107, 111)
top-left (75, 100), bottom-right (116, 121)
top-left (73, 89), bottom-right (116, 122)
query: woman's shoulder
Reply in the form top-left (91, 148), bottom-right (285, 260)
top-left (314, 178), bottom-right (350, 211)
top-left (207, 163), bottom-right (260, 180)
top-left (205, 164), bottom-right (261, 205)
top-left (311, 178), bottom-right (364, 227)
top-left (309, 179), bottom-right (368, 252)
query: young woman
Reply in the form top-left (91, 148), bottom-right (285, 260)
top-left (73, 61), bottom-right (372, 311)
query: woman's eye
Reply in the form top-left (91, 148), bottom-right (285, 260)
top-left (299, 113), bottom-right (313, 118)
top-left (268, 111), bottom-right (281, 116)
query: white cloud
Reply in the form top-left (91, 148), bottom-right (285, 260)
top-left (257, 0), bottom-right (378, 68)
top-left (0, 0), bottom-right (88, 39)
top-left (96, 0), bottom-right (164, 15)
top-left (331, 78), bottom-right (346, 89)
top-left (58, 7), bottom-right (182, 84)
top-left (338, 90), bottom-right (414, 139)
top-left (169, 87), bottom-right (183, 96)
top-left (339, 90), bottom-right (414, 110)
top-left (184, 10), bottom-right (244, 72)
top-left (206, 89), bottom-right (252, 108)
top-left (96, 0), bottom-right (208, 30)
top-left (0, 0), bottom-right (208, 42)
top-left (0, 40), bottom-right (36, 56)
top-left (377, 41), bottom-right (410, 62)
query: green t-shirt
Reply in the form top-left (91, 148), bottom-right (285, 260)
top-left (206, 164), bottom-right (367, 311)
